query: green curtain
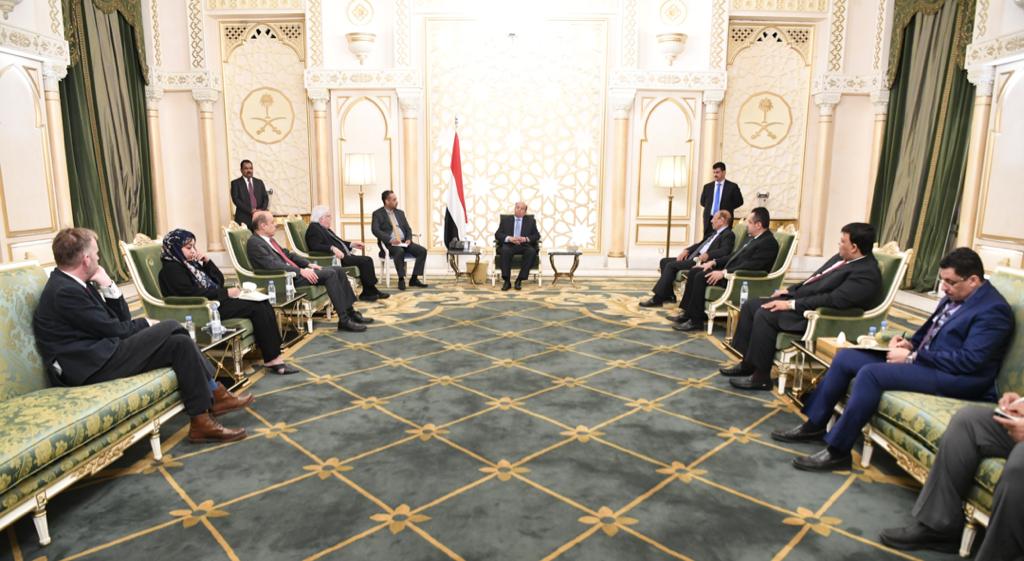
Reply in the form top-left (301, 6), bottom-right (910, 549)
top-left (869, 0), bottom-right (975, 290)
top-left (60, 0), bottom-right (154, 281)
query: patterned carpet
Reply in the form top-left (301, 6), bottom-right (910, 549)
top-left (2, 278), bottom-right (960, 561)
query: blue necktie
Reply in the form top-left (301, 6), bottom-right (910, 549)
top-left (514, 218), bottom-right (522, 238)
top-left (711, 182), bottom-right (723, 214)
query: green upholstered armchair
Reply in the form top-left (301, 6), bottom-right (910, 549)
top-left (491, 214), bottom-right (542, 287)
top-left (704, 227), bottom-right (798, 335)
top-left (774, 242), bottom-right (912, 394)
top-left (120, 235), bottom-right (256, 377)
top-left (283, 216), bottom-right (361, 288)
top-left (222, 222), bottom-right (333, 321)
top-left (853, 266), bottom-right (1024, 557)
top-left (675, 221), bottom-right (749, 286)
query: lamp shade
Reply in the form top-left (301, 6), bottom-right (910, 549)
top-left (344, 153), bottom-right (376, 186)
top-left (654, 155), bottom-right (688, 189)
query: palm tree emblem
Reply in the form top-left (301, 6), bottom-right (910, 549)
top-left (744, 95), bottom-right (784, 140)
top-left (252, 92), bottom-right (285, 135)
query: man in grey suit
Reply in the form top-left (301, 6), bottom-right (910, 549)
top-left (247, 211), bottom-right (370, 332)
top-left (371, 190), bottom-right (429, 291)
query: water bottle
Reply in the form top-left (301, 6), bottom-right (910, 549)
top-left (285, 274), bottom-right (296, 299)
top-left (184, 315), bottom-right (196, 340)
top-left (332, 255), bottom-right (341, 267)
top-left (739, 281), bottom-right (749, 306)
top-left (209, 301), bottom-right (223, 338)
top-left (268, 280), bottom-right (277, 305)
top-left (868, 326), bottom-right (877, 341)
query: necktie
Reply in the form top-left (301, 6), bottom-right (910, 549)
top-left (711, 182), bottom-right (723, 214)
top-left (919, 301), bottom-right (962, 350)
top-left (388, 212), bottom-right (404, 242)
top-left (698, 230), bottom-right (721, 254)
top-left (268, 237), bottom-right (300, 268)
top-left (514, 218), bottom-right (522, 238)
top-left (803, 259), bottom-right (846, 285)
top-left (247, 178), bottom-right (258, 210)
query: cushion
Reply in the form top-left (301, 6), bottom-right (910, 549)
top-left (0, 264), bottom-right (49, 401)
top-left (287, 219), bottom-right (310, 253)
top-left (990, 268), bottom-right (1024, 395)
top-left (873, 392), bottom-right (986, 455)
top-left (0, 368), bottom-right (177, 496)
top-left (124, 243), bottom-right (165, 299)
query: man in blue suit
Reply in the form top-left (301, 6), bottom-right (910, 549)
top-left (772, 248), bottom-right (1015, 471)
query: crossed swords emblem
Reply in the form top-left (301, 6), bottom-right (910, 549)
top-left (251, 93), bottom-right (286, 136)
top-left (744, 96), bottom-right (784, 140)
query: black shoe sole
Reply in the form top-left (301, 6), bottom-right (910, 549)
top-left (719, 369), bottom-right (754, 377)
top-left (792, 457), bottom-right (851, 472)
top-left (770, 431), bottom-right (826, 443)
top-left (878, 535), bottom-right (960, 554)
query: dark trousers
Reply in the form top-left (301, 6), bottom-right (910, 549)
top-left (731, 297), bottom-right (806, 381)
top-left (802, 349), bottom-right (988, 452)
top-left (679, 267), bottom-right (727, 321)
top-left (913, 406), bottom-right (1023, 561)
top-left (387, 242), bottom-right (427, 279)
top-left (341, 253), bottom-right (379, 293)
top-left (652, 257), bottom-right (696, 301)
top-left (218, 298), bottom-right (282, 362)
top-left (89, 321), bottom-right (213, 416)
top-left (295, 266), bottom-right (356, 316)
top-left (499, 243), bottom-right (538, 281)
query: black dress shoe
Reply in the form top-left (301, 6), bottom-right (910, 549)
top-left (665, 294), bottom-right (677, 303)
top-left (349, 310), bottom-right (374, 324)
top-left (377, 291), bottom-right (390, 299)
top-left (501, 280), bottom-right (512, 291)
top-left (879, 522), bottom-right (960, 553)
top-left (397, 278), bottom-right (407, 291)
top-left (719, 363), bottom-right (754, 377)
top-left (639, 298), bottom-right (664, 308)
top-left (337, 317), bottom-right (367, 332)
top-left (672, 320), bottom-right (704, 332)
top-left (268, 363), bottom-right (300, 375)
top-left (359, 292), bottom-right (380, 302)
top-left (514, 280), bottom-right (522, 290)
top-left (410, 278), bottom-right (429, 288)
top-left (729, 376), bottom-right (772, 391)
top-left (666, 313), bottom-right (689, 323)
top-left (792, 447), bottom-right (852, 472)
top-left (771, 422), bottom-right (826, 443)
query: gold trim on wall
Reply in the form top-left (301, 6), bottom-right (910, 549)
top-left (634, 95), bottom-right (697, 222)
top-left (634, 222), bottom-right (689, 247)
top-left (975, 68), bottom-right (1023, 244)
top-left (336, 95), bottom-right (396, 219)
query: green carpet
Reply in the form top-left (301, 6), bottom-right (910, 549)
top-left (3, 279), bottom-right (959, 561)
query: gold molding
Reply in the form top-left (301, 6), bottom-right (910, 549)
top-left (634, 222), bottom-right (688, 246)
top-left (735, 91), bottom-right (793, 149)
top-left (239, 86), bottom-right (296, 144)
top-left (336, 95), bottom-right (395, 219)
top-left (634, 95), bottom-right (696, 222)
top-left (728, 24), bottom-right (813, 66)
top-left (975, 68), bottom-right (1024, 244)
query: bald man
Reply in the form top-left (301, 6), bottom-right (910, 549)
top-left (494, 202), bottom-right (541, 291)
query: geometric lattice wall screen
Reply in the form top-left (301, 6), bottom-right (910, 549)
top-left (426, 19), bottom-right (608, 251)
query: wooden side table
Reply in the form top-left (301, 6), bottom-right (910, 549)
top-left (446, 249), bottom-right (482, 285)
top-left (195, 327), bottom-right (248, 390)
top-left (547, 249), bottom-right (582, 286)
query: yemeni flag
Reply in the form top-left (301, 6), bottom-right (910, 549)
top-left (444, 133), bottom-right (468, 248)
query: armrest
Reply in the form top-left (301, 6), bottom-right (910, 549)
top-left (254, 268), bottom-right (288, 275)
top-left (732, 270), bottom-right (768, 278)
top-left (309, 251), bottom-right (334, 258)
top-left (813, 307), bottom-right (866, 318)
top-left (164, 296), bottom-right (209, 306)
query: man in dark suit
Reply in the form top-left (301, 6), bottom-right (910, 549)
top-left (230, 159), bottom-right (269, 230)
top-left (247, 211), bottom-right (370, 332)
top-left (640, 210), bottom-right (735, 307)
top-left (32, 228), bottom-right (250, 443)
top-left (879, 400), bottom-right (1023, 558)
top-left (773, 248), bottom-right (1014, 472)
top-left (306, 205), bottom-right (388, 302)
top-left (371, 190), bottom-right (429, 291)
top-left (494, 202), bottom-right (542, 291)
top-left (699, 162), bottom-right (743, 236)
top-left (669, 207), bottom-right (779, 332)
top-left (721, 222), bottom-right (883, 391)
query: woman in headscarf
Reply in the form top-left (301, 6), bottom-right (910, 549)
top-left (158, 229), bottom-right (298, 375)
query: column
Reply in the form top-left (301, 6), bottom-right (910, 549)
top-left (864, 87), bottom-right (889, 219)
top-left (398, 89), bottom-right (422, 233)
top-left (607, 89), bottom-right (635, 260)
top-left (308, 88), bottom-right (331, 209)
top-left (193, 88), bottom-right (223, 250)
top-left (146, 86), bottom-right (168, 233)
top-left (42, 63), bottom-right (74, 228)
top-left (699, 90), bottom-right (724, 190)
top-left (956, 66), bottom-right (995, 248)
top-left (806, 92), bottom-right (841, 256)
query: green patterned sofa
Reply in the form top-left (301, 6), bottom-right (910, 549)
top-left (858, 266), bottom-right (1024, 557)
top-left (0, 261), bottom-right (184, 546)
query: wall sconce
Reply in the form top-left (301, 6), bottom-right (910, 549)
top-left (345, 32), bottom-right (376, 65)
top-left (656, 33), bottom-right (687, 66)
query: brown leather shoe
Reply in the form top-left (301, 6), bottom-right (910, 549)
top-left (211, 382), bottom-right (254, 416)
top-left (188, 412), bottom-right (246, 443)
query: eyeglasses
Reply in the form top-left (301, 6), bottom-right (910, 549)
top-left (939, 276), bottom-right (967, 287)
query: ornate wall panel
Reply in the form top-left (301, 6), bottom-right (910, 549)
top-left (335, 95), bottom-right (396, 241)
top-left (721, 24), bottom-right (813, 220)
top-left (730, 0), bottom-right (826, 11)
top-left (976, 66), bottom-right (1024, 246)
top-left (425, 19), bottom-right (608, 251)
top-left (221, 22), bottom-right (311, 215)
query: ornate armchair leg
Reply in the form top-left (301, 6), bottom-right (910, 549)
top-left (149, 421), bottom-right (163, 461)
top-left (827, 413), bottom-right (837, 432)
top-left (34, 494), bottom-right (51, 546)
top-left (959, 520), bottom-right (977, 558)
top-left (776, 363), bottom-right (788, 395)
top-left (860, 427), bottom-right (874, 468)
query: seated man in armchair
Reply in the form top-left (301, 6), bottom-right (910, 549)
top-left (640, 210), bottom-right (735, 308)
top-left (494, 201), bottom-right (541, 291)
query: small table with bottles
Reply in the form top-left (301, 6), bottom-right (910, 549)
top-left (193, 326), bottom-right (249, 390)
top-left (269, 291), bottom-right (309, 347)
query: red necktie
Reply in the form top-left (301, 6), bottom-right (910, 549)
top-left (247, 178), bottom-right (258, 210)
top-left (803, 259), bottom-right (846, 285)
top-left (269, 237), bottom-right (299, 268)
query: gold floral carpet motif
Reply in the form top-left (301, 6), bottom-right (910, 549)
top-left (3, 279), bottom-right (956, 561)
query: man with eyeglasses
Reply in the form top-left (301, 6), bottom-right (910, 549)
top-left (772, 247), bottom-right (1015, 472)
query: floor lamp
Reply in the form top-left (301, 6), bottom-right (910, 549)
top-left (655, 155), bottom-right (689, 257)
top-left (344, 153), bottom-right (376, 255)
